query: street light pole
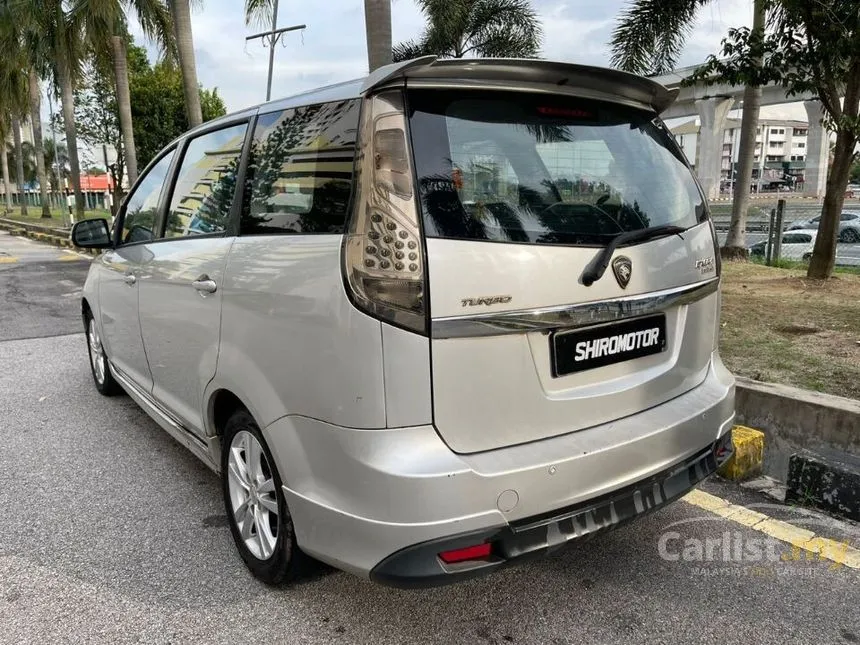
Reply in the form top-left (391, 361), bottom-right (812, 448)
top-left (46, 90), bottom-right (64, 219)
top-left (245, 5), bottom-right (305, 102)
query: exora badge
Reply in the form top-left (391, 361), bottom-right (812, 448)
top-left (611, 256), bottom-right (633, 289)
top-left (461, 295), bottom-right (513, 307)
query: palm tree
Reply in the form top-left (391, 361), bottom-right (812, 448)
top-left (392, 0), bottom-right (542, 61)
top-left (166, 0), bottom-right (202, 128)
top-left (72, 0), bottom-right (173, 186)
top-left (4, 0), bottom-right (89, 221)
top-left (0, 119), bottom-right (11, 213)
top-left (610, 0), bottom-right (766, 259)
top-left (0, 58), bottom-right (30, 217)
top-left (364, 0), bottom-right (392, 71)
top-left (28, 69), bottom-right (52, 218)
top-left (43, 137), bottom-right (70, 191)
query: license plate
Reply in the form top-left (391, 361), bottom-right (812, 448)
top-left (551, 314), bottom-right (667, 377)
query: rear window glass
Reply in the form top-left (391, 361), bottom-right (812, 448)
top-left (408, 91), bottom-right (705, 245)
top-left (783, 234), bottom-right (811, 243)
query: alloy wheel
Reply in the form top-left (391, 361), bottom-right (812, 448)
top-left (87, 319), bottom-right (106, 385)
top-left (226, 430), bottom-right (280, 560)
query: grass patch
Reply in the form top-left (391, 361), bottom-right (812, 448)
top-left (2, 208), bottom-right (110, 226)
top-left (749, 255), bottom-right (860, 276)
top-left (720, 261), bottom-right (860, 399)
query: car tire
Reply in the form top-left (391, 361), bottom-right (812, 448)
top-left (802, 253), bottom-right (812, 262)
top-left (85, 311), bottom-right (122, 396)
top-left (842, 228), bottom-right (860, 244)
top-left (221, 409), bottom-right (309, 585)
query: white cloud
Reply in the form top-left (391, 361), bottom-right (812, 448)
top-left (127, 0), bottom-right (760, 113)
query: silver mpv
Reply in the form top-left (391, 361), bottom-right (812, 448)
top-left (72, 57), bottom-right (735, 588)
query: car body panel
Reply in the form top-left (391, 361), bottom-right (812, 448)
top-left (138, 236), bottom-right (235, 437)
top-left (98, 246), bottom-right (154, 391)
top-left (212, 234), bottom-right (386, 432)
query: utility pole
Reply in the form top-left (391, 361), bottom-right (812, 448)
top-left (46, 90), bottom-right (64, 223)
top-left (245, 0), bottom-right (305, 102)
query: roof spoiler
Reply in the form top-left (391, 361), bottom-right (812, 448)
top-left (360, 56), bottom-right (679, 114)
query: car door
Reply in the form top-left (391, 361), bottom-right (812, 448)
top-left (137, 120), bottom-right (251, 437)
top-left (98, 150), bottom-right (177, 391)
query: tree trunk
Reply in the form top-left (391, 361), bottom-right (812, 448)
top-left (56, 55), bottom-right (85, 221)
top-left (28, 69), bottom-right (51, 219)
top-left (807, 130), bottom-right (855, 279)
top-left (111, 36), bottom-right (138, 185)
top-left (1, 144), bottom-right (12, 213)
top-left (364, 0), bottom-right (392, 72)
top-left (11, 116), bottom-right (27, 217)
top-left (169, 0), bottom-right (203, 128)
top-left (722, 0), bottom-right (765, 258)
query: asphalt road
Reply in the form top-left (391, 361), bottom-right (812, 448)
top-left (1, 231), bottom-right (859, 645)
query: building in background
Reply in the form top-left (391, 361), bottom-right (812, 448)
top-left (671, 118), bottom-right (810, 193)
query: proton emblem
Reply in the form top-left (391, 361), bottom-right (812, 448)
top-left (611, 256), bottom-right (632, 289)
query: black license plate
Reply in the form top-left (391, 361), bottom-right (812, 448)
top-left (551, 314), bottom-right (667, 377)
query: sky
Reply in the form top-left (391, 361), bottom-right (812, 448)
top-left (128, 0), bottom-right (760, 114)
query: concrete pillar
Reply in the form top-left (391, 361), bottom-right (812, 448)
top-left (696, 97), bottom-right (734, 201)
top-left (804, 100), bottom-right (830, 197)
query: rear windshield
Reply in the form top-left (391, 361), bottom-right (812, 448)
top-left (408, 90), bottom-right (705, 245)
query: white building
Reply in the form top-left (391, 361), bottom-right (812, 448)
top-left (671, 118), bottom-right (811, 193)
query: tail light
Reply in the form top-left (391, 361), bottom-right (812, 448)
top-left (343, 90), bottom-right (426, 334)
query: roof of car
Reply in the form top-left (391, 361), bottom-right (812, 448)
top-left (188, 56), bottom-right (677, 138)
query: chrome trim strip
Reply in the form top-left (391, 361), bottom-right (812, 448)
top-left (110, 362), bottom-right (211, 456)
top-left (431, 278), bottom-right (720, 339)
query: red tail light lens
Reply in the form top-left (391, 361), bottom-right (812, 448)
top-left (438, 543), bottom-right (492, 564)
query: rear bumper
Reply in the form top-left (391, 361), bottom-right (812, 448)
top-left (372, 433), bottom-right (733, 588)
top-left (263, 352), bottom-right (735, 586)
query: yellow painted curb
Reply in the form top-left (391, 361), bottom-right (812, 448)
top-left (684, 489), bottom-right (860, 570)
top-left (0, 256), bottom-right (18, 263)
top-left (718, 425), bottom-right (764, 481)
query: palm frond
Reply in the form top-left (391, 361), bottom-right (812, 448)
top-left (244, 0), bottom-right (275, 28)
top-left (610, 0), bottom-right (711, 75)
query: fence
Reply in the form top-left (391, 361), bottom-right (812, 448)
top-left (711, 198), bottom-right (860, 266)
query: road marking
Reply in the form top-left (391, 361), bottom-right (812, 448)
top-left (0, 257), bottom-right (18, 263)
top-left (683, 488), bottom-right (860, 569)
top-left (59, 253), bottom-right (83, 261)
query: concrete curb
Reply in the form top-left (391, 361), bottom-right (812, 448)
top-left (0, 219), bottom-right (98, 256)
top-left (718, 426), bottom-right (765, 481)
top-left (735, 378), bottom-right (860, 521)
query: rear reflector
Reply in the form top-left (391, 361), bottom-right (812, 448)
top-left (438, 543), bottom-right (492, 564)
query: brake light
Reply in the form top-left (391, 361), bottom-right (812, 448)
top-left (344, 91), bottom-right (426, 334)
top-left (438, 543), bottom-right (492, 564)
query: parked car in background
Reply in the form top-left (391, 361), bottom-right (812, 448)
top-left (787, 211), bottom-right (860, 243)
top-left (69, 57), bottom-right (735, 588)
top-left (751, 229), bottom-right (818, 261)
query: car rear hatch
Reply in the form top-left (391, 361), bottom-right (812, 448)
top-left (407, 88), bottom-right (721, 454)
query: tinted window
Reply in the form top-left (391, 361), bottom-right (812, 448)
top-left (121, 151), bottom-right (175, 244)
top-left (841, 213), bottom-right (857, 222)
top-left (165, 123), bottom-right (248, 238)
top-left (241, 99), bottom-right (360, 235)
top-left (409, 90), bottom-right (704, 246)
top-left (783, 234), bottom-right (811, 244)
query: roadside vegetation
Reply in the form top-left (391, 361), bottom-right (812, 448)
top-left (720, 262), bottom-right (860, 399)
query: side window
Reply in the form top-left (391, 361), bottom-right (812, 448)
top-left (121, 150), bottom-right (175, 244)
top-left (241, 99), bottom-right (360, 235)
top-left (165, 123), bottom-right (248, 238)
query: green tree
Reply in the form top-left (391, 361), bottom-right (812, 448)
top-left (64, 58), bottom-right (125, 209)
top-left (126, 43), bottom-right (226, 169)
top-left (0, 58), bottom-right (30, 216)
top-left (392, 0), bottom-right (542, 61)
top-left (610, 0), bottom-right (766, 259)
top-left (690, 0), bottom-right (860, 279)
top-left (0, 117), bottom-right (11, 212)
top-left (72, 0), bottom-right (173, 186)
top-left (43, 137), bottom-right (70, 191)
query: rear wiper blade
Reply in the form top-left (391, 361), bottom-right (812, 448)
top-left (581, 225), bottom-right (686, 287)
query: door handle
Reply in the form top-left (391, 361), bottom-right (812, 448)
top-left (123, 273), bottom-right (137, 286)
top-left (192, 275), bottom-right (217, 294)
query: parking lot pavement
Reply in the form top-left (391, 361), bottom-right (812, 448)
top-left (0, 231), bottom-right (91, 341)
top-left (1, 332), bottom-right (859, 645)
